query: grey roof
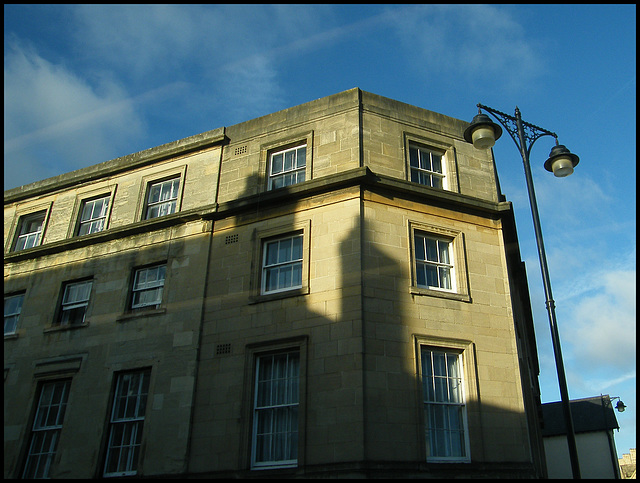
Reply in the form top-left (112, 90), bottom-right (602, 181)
top-left (541, 395), bottom-right (620, 437)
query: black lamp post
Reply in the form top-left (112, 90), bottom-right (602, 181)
top-left (464, 104), bottom-right (581, 478)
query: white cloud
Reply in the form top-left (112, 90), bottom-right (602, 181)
top-left (534, 169), bottom-right (614, 229)
top-left (71, 5), bottom-right (339, 81)
top-left (4, 41), bottom-right (148, 189)
top-left (564, 268), bottom-right (636, 371)
top-left (69, 5), bottom-right (344, 129)
top-left (386, 5), bottom-right (545, 91)
top-left (218, 55), bottom-right (285, 123)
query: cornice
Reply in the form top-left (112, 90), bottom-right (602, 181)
top-left (4, 167), bottom-right (512, 264)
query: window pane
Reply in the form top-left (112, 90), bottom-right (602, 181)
top-left (284, 150), bottom-right (295, 171)
top-left (23, 381), bottom-right (70, 478)
top-left (63, 280), bottom-right (92, 304)
top-left (146, 205), bottom-right (160, 219)
top-left (291, 236), bottom-right (302, 260)
top-left (438, 240), bottom-right (450, 264)
top-left (426, 238), bottom-right (438, 262)
top-left (105, 370), bottom-right (150, 476)
top-left (419, 149), bottom-right (430, 170)
top-left (426, 265), bottom-right (438, 287)
top-left (415, 235), bottom-right (425, 261)
top-left (147, 184), bottom-right (161, 204)
top-left (5, 315), bottom-right (19, 335)
top-left (132, 266), bottom-right (165, 309)
top-left (266, 241), bottom-right (278, 266)
top-left (271, 153), bottom-right (283, 174)
top-left (146, 179), bottom-right (179, 219)
top-left (5, 294), bottom-right (24, 316)
top-left (265, 268), bottom-right (278, 293)
top-left (432, 154), bottom-right (442, 173)
top-left (278, 265), bottom-right (292, 288)
top-left (23, 217), bottom-right (44, 234)
top-left (170, 178), bottom-right (180, 199)
top-left (296, 147), bottom-right (306, 168)
top-left (81, 201), bottom-right (94, 222)
top-left (262, 235), bottom-right (304, 293)
top-left (410, 146), bottom-right (419, 167)
top-left (291, 263), bottom-right (302, 288)
top-left (15, 213), bottom-right (45, 251)
top-left (278, 238), bottom-right (292, 263)
top-left (415, 263), bottom-right (425, 287)
top-left (253, 352), bottom-right (299, 467)
top-left (60, 306), bottom-right (87, 326)
top-left (422, 348), bottom-right (466, 460)
top-left (4, 294), bottom-right (24, 334)
top-left (439, 267), bottom-right (451, 290)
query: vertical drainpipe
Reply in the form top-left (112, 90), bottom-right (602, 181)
top-left (184, 129), bottom-right (226, 475)
top-left (357, 88), bottom-right (369, 466)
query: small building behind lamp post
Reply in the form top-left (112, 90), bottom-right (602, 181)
top-left (542, 395), bottom-right (622, 479)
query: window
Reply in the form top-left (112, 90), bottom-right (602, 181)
top-left (78, 195), bottom-right (110, 236)
top-left (409, 144), bottom-right (445, 189)
top-left (4, 293), bottom-right (24, 336)
top-left (131, 264), bottom-right (166, 310)
top-left (414, 233), bottom-right (454, 291)
top-left (421, 347), bottom-right (469, 461)
top-left (145, 177), bottom-right (180, 219)
top-left (409, 222), bottom-right (469, 301)
top-left (103, 369), bottom-right (151, 477)
top-left (268, 145), bottom-right (306, 190)
top-left (57, 280), bottom-right (93, 327)
top-left (13, 211), bottom-right (46, 251)
top-left (252, 351), bottom-right (299, 468)
top-left (262, 234), bottom-right (303, 294)
top-left (22, 380), bottom-right (71, 478)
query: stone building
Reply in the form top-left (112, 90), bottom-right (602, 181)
top-left (4, 88), bottom-right (546, 478)
top-left (619, 448), bottom-right (636, 479)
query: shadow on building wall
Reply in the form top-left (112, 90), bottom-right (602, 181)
top-left (4, 168), bottom-right (540, 478)
top-left (188, 170), bottom-right (541, 477)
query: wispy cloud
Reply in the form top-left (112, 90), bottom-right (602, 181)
top-left (584, 370), bottom-right (636, 393)
top-left (3, 40), bottom-right (153, 189)
top-left (563, 267), bottom-right (636, 372)
top-left (385, 5), bottom-right (545, 92)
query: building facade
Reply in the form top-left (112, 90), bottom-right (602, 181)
top-left (542, 396), bottom-right (621, 479)
top-left (4, 88), bottom-right (546, 478)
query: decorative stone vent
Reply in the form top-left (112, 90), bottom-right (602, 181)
top-left (215, 343), bottom-right (231, 356)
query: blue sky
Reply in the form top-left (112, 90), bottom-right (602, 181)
top-left (4, 4), bottom-right (636, 458)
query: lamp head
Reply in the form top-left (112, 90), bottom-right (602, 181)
top-left (615, 400), bottom-right (627, 412)
top-left (544, 143), bottom-right (580, 177)
top-left (464, 113), bottom-right (503, 150)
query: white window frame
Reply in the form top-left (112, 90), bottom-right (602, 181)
top-left (420, 347), bottom-right (470, 462)
top-left (4, 292), bottom-right (24, 336)
top-left (22, 380), bottom-right (71, 478)
top-left (58, 280), bottom-right (93, 327)
top-left (77, 195), bottom-right (110, 236)
top-left (145, 177), bottom-right (180, 220)
top-left (251, 351), bottom-right (300, 469)
top-left (268, 145), bottom-right (307, 190)
top-left (414, 233), bottom-right (455, 292)
top-left (13, 211), bottom-right (46, 251)
top-left (103, 369), bottom-right (151, 477)
top-left (261, 234), bottom-right (304, 295)
top-left (409, 143), bottom-right (446, 189)
top-left (131, 264), bottom-right (166, 310)
top-left (408, 221), bottom-right (470, 302)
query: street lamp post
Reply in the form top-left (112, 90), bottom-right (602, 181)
top-left (464, 104), bottom-right (581, 479)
